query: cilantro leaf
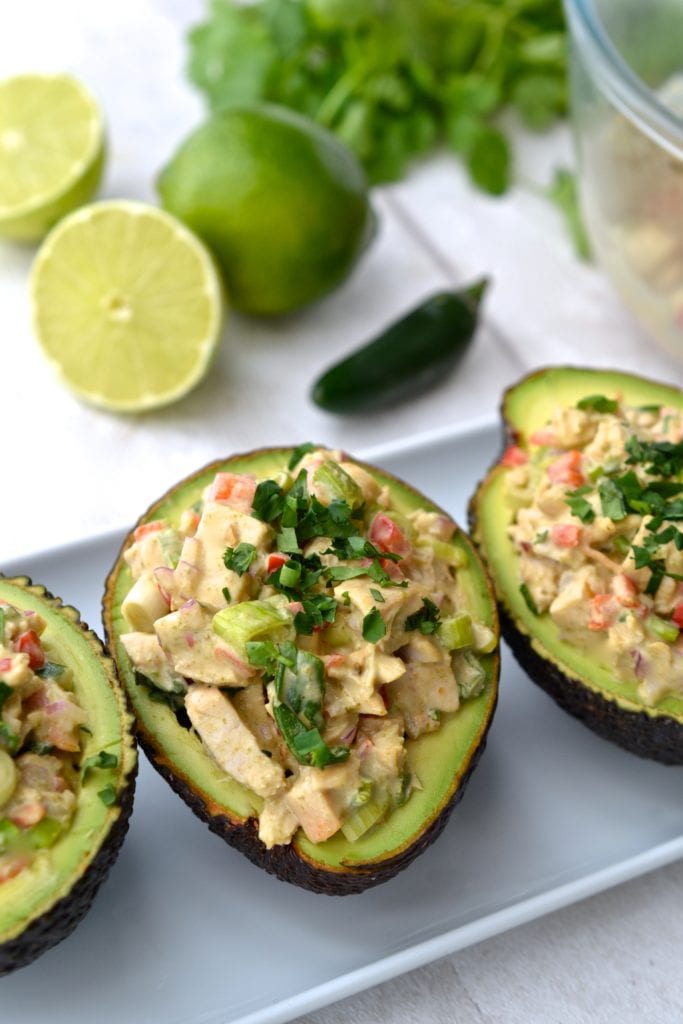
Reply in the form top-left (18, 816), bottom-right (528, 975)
top-left (405, 598), bottom-right (441, 635)
top-left (0, 681), bottom-right (11, 711)
top-left (577, 394), bottom-right (618, 414)
top-left (598, 479), bottom-right (627, 521)
top-left (370, 588), bottom-right (385, 603)
top-left (288, 442), bottom-right (315, 471)
top-left (223, 542), bottom-right (257, 575)
top-left (565, 486), bottom-right (595, 523)
top-left (362, 608), bottom-right (386, 644)
top-left (251, 479), bottom-right (285, 521)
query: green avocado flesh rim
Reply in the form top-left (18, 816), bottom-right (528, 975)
top-left (0, 579), bottom-right (135, 941)
top-left (482, 367), bottom-right (683, 720)
top-left (107, 449), bottom-right (498, 870)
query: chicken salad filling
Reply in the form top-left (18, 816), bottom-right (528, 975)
top-left (0, 604), bottom-right (88, 885)
top-left (120, 447), bottom-right (494, 849)
top-left (502, 395), bottom-right (683, 704)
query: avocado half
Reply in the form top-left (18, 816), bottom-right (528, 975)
top-left (0, 576), bottom-right (137, 975)
top-left (102, 447), bottom-right (499, 894)
top-left (469, 366), bottom-right (683, 765)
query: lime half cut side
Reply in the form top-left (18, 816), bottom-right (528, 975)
top-left (30, 201), bottom-right (225, 412)
top-left (0, 73), bottom-right (104, 241)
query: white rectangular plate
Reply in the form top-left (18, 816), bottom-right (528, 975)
top-left (3, 421), bottom-right (682, 1024)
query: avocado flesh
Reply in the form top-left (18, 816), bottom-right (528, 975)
top-left (471, 366), bottom-right (683, 763)
top-left (103, 448), bottom-right (499, 891)
top-left (0, 576), bottom-right (136, 974)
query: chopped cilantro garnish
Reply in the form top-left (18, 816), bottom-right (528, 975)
top-left (519, 583), bottom-right (539, 615)
top-left (577, 394), bottom-right (618, 414)
top-left (370, 588), bottom-right (385, 603)
top-left (223, 542), bottom-right (257, 575)
top-left (565, 486), bottom-right (595, 523)
top-left (0, 682), bottom-right (11, 711)
top-left (293, 594), bottom-right (337, 635)
top-left (222, 586), bottom-right (231, 604)
top-left (534, 530), bottom-right (549, 544)
top-left (639, 405), bottom-right (662, 415)
top-left (97, 785), bottom-right (118, 806)
top-left (362, 608), bottom-right (386, 644)
top-left (0, 722), bottom-right (19, 754)
top-left (341, 591), bottom-right (350, 606)
top-left (625, 435), bottom-right (683, 478)
top-left (598, 479), bottom-right (627, 521)
top-left (251, 479), bottom-right (286, 522)
top-left (36, 661), bottom-right (66, 679)
top-left (405, 598), bottom-right (441, 635)
top-left (276, 526), bottom-right (301, 554)
top-left (288, 442), bottom-right (315, 471)
top-left (83, 750), bottom-right (118, 772)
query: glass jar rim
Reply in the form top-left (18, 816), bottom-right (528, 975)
top-left (564, 0), bottom-right (683, 156)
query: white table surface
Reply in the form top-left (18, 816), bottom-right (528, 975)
top-left (1, 3), bottom-right (682, 1021)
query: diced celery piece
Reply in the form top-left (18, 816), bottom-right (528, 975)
top-left (158, 529), bottom-right (182, 568)
top-left (0, 749), bottom-right (17, 807)
top-left (0, 817), bottom-right (20, 851)
top-left (340, 794), bottom-right (389, 842)
top-left (417, 538), bottom-right (467, 568)
top-left (439, 613), bottom-right (473, 650)
top-left (453, 650), bottom-right (486, 699)
top-left (646, 615), bottom-right (679, 644)
top-left (213, 598), bottom-right (293, 652)
top-left (312, 460), bottom-right (363, 509)
top-left (28, 817), bottom-right (62, 849)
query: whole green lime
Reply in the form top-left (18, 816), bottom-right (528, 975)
top-left (157, 103), bottom-right (374, 316)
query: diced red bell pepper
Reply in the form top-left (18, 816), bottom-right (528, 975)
top-left (529, 429), bottom-right (558, 446)
top-left (672, 602), bottom-right (683, 629)
top-left (547, 450), bottom-right (584, 487)
top-left (266, 553), bottom-right (287, 574)
top-left (500, 445), bottom-right (528, 467)
top-left (368, 513), bottom-right (410, 558)
top-left (133, 520), bottom-right (166, 542)
top-left (16, 630), bottom-right (45, 670)
top-left (588, 594), bottom-right (616, 631)
top-left (208, 473), bottom-right (256, 511)
top-left (550, 523), bottom-right (582, 548)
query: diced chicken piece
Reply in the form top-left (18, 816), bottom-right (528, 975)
top-left (120, 631), bottom-right (183, 692)
top-left (0, 652), bottom-right (32, 690)
top-left (654, 576), bottom-right (679, 616)
top-left (399, 635), bottom-right (442, 663)
top-left (584, 515), bottom-right (620, 547)
top-left (184, 502), bottom-right (272, 611)
top-left (185, 685), bottom-right (284, 798)
top-left (258, 793), bottom-right (299, 848)
top-left (285, 761), bottom-right (360, 844)
top-left (549, 566), bottom-right (606, 632)
top-left (324, 644), bottom-right (405, 716)
top-left (121, 574), bottom-right (169, 632)
top-left (607, 611), bottom-right (645, 657)
top-left (518, 553), bottom-right (561, 613)
top-left (549, 406), bottom-right (599, 448)
top-left (535, 481), bottom-right (574, 518)
top-left (155, 601), bottom-right (254, 686)
top-left (333, 579), bottom-right (407, 637)
top-left (638, 642), bottom-right (675, 705)
top-left (582, 418), bottom-right (629, 468)
top-left (355, 716), bottom-right (405, 792)
top-left (232, 684), bottom-right (296, 769)
top-left (389, 657), bottom-right (459, 738)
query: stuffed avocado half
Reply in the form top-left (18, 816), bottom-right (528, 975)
top-left (0, 576), bottom-right (136, 975)
top-left (103, 446), bottom-right (499, 894)
top-left (470, 366), bottom-right (683, 764)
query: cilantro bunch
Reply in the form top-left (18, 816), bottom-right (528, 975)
top-left (187, 0), bottom-right (567, 195)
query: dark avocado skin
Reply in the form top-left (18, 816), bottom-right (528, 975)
top-left (0, 577), bottom-right (137, 975)
top-left (468, 366), bottom-right (683, 766)
top-left (103, 446), bottom-right (499, 895)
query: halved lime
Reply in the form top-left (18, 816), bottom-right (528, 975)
top-left (31, 201), bottom-right (225, 412)
top-left (0, 73), bottom-right (105, 241)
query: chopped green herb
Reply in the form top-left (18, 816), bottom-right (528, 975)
top-left (0, 682), bottom-right (11, 711)
top-left (405, 598), bottom-right (441, 635)
top-left (535, 530), bottom-right (549, 544)
top-left (369, 588), bottom-right (385, 603)
top-left (223, 542), bottom-right (257, 575)
top-left (83, 750), bottom-right (118, 772)
top-left (97, 785), bottom-right (118, 807)
top-left (341, 591), bottom-right (350, 606)
top-left (577, 394), bottom-right (618, 414)
top-left (362, 608), bottom-right (386, 644)
top-left (565, 486), bottom-right (595, 523)
top-left (222, 586), bottom-right (231, 604)
top-left (276, 526), bottom-right (301, 554)
top-left (625, 435), bottom-right (683, 478)
top-left (598, 479), bottom-right (627, 521)
top-left (251, 479), bottom-right (286, 521)
top-left (36, 661), bottom-right (66, 679)
top-left (272, 703), bottom-right (349, 768)
top-left (0, 722), bottom-right (19, 753)
top-left (639, 405), bottom-right (662, 415)
top-left (288, 442), bottom-right (315, 471)
top-left (135, 671), bottom-right (187, 712)
top-left (520, 583), bottom-right (539, 615)
top-left (293, 594), bottom-right (337, 635)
